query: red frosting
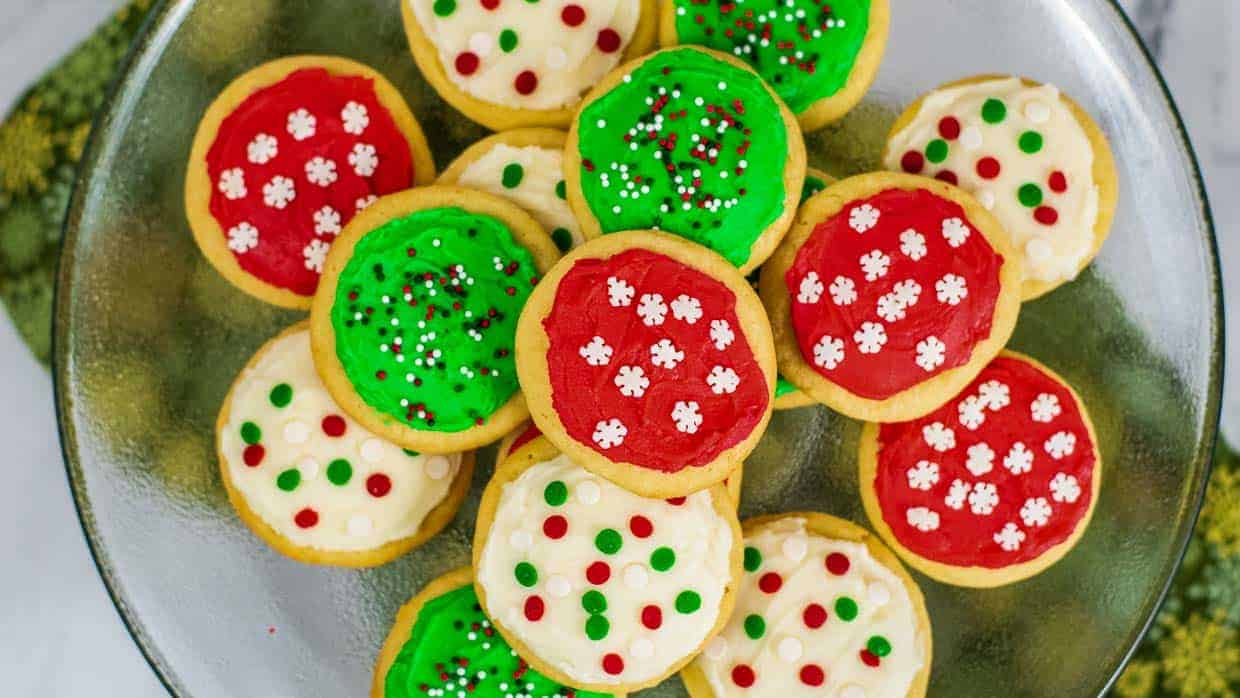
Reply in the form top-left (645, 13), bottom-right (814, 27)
top-left (509, 422), bottom-right (543, 455)
top-left (785, 188), bottom-right (1004, 400)
top-left (872, 355), bottom-right (1096, 568)
top-left (205, 68), bottom-right (415, 296)
top-left (542, 248), bottom-right (769, 472)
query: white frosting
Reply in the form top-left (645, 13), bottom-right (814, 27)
top-left (219, 329), bottom-right (462, 552)
top-left (456, 143), bottom-right (583, 249)
top-left (886, 77), bottom-right (1101, 283)
top-left (694, 518), bottom-right (927, 697)
top-left (410, 0), bottom-right (641, 110)
top-left (477, 454), bottom-right (733, 685)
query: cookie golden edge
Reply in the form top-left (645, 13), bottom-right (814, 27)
top-left (680, 511), bottom-right (933, 698)
top-left (856, 349), bottom-right (1103, 588)
top-left (309, 185), bottom-right (562, 453)
top-left (437, 128), bottom-right (569, 185)
top-left (515, 230), bottom-right (778, 498)
top-left (185, 55), bottom-right (437, 310)
top-left (216, 321), bottom-right (475, 568)
top-left (401, 0), bottom-right (658, 131)
top-left (563, 45), bottom-right (808, 275)
top-left (656, 0), bottom-right (890, 132)
top-left (882, 74), bottom-right (1119, 301)
top-left (758, 171), bottom-right (1024, 423)
top-left (471, 435), bottom-right (744, 693)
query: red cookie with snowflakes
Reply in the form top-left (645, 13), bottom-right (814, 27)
top-left (759, 172), bottom-right (1023, 423)
top-left (473, 436), bottom-right (742, 692)
top-left (401, 0), bottom-right (657, 131)
top-left (516, 231), bottom-right (777, 498)
top-left (186, 56), bottom-right (435, 309)
top-left (858, 350), bottom-right (1102, 587)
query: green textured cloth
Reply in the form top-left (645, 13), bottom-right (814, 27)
top-left (0, 2), bottom-right (1234, 695)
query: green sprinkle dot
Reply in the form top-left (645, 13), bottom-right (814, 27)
top-left (326, 459), bottom-right (352, 486)
top-left (402, 448), bottom-right (420, 457)
top-left (501, 163), bottom-right (524, 189)
top-left (982, 98), bottom-right (1007, 124)
top-left (276, 469), bottom-right (300, 492)
top-left (650, 547), bottom-right (676, 572)
top-left (867, 635), bottom-right (892, 658)
top-left (835, 596), bottom-right (859, 622)
top-left (1019, 130), bottom-right (1044, 154)
top-left (543, 480), bottom-right (568, 506)
top-left (269, 383), bottom-right (293, 408)
top-left (499, 29), bottom-right (519, 52)
top-left (925, 139), bottom-right (949, 164)
top-left (585, 614), bottom-right (609, 641)
top-left (432, 0), bottom-right (456, 16)
top-left (555, 179), bottom-right (567, 199)
top-left (743, 614), bottom-right (766, 639)
top-left (515, 562), bottom-right (538, 587)
top-left (551, 228), bottom-right (573, 252)
top-left (240, 422), bottom-right (262, 445)
top-left (675, 590), bottom-right (702, 614)
top-left (595, 528), bottom-right (623, 555)
top-left (1018, 183), bottom-right (1044, 208)
top-left (743, 546), bottom-right (762, 572)
top-left (581, 590), bottom-right (607, 614)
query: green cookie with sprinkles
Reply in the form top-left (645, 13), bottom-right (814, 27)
top-left (373, 567), bottom-right (621, 698)
top-left (311, 186), bottom-right (561, 454)
top-left (565, 46), bottom-right (807, 274)
top-left (658, 0), bottom-right (890, 131)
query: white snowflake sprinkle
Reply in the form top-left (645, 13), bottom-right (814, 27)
top-left (304, 156), bottom-right (338, 186)
top-left (710, 319), bottom-right (735, 350)
top-left (670, 294), bottom-right (703, 324)
top-left (942, 217), bottom-right (970, 247)
top-left (812, 335), bottom-right (845, 370)
top-left (1031, 393), bottom-right (1062, 422)
top-left (968, 482), bottom-right (999, 515)
top-left (854, 321), bottom-right (887, 354)
top-left (636, 293), bottom-right (668, 326)
top-left (965, 442), bottom-right (995, 476)
top-left (313, 206), bottom-right (342, 236)
top-left (860, 250), bottom-right (891, 281)
top-left (892, 279), bottom-right (922, 307)
top-left (978, 380), bottom-right (1011, 411)
top-left (606, 276), bottom-right (635, 307)
top-left (349, 143), bottom-right (379, 176)
top-left (671, 401), bottom-right (703, 434)
top-left (341, 101), bottom-right (370, 135)
top-left (287, 108), bottom-right (317, 141)
top-left (706, 366), bottom-right (740, 394)
top-left (915, 336), bottom-right (946, 372)
top-left (923, 422), bottom-right (956, 452)
top-left (614, 366), bottom-right (649, 398)
top-left (907, 507), bottom-right (940, 532)
top-left (303, 238), bottom-right (330, 273)
top-left (262, 176), bottom-right (296, 209)
top-left (1045, 431), bottom-right (1077, 459)
top-left (936, 273), bottom-right (968, 305)
top-left (945, 479), bottom-right (971, 510)
top-left (797, 271), bottom-right (824, 304)
top-left (218, 168), bottom-right (247, 200)
top-left (907, 460), bottom-right (940, 490)
top-left (246, 133), bottom-right (278, 164)
top-left (592, 419), bottom-right (627, 449)
top-left (829, 275), bottom-right (857, 305)
top-left (356, 195), bottom-right (377, 211)
top-left (899, 228), bottom-right (927, 260)
top-left (1020, 497), bottom-right (1052, 527)
top-left (994, 523), bottom-right (1026, 551)
top-left (877, 293), bottom-right (907, 322)
top-left (578, 336), bottom-right (613, 366)
top-left (849, 203), bottom-right (880, 232)
top-left (226, 222), bottom-right (258, 253)
top-left (1004, 442), bottom-right (1034, 475)
top-left (1049, 472), bottom-right (1082, 503)
top-left (958, 395), bottom-right (986, 430)
top-left (650, 339), bottom-right (684, 369)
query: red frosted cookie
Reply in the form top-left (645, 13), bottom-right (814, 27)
top-left (186, 56), bottom-right (436, 308)
top-left (858, 351), bottom-right (1101, 587)
top-left (516, 231), bottom-right (776, 498)
top-left (759, 173), bottom-right (1022, 422)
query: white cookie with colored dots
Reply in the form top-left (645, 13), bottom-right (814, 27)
top-left (217, 322), bottom-right (474, 567)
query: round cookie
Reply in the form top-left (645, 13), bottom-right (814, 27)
top-left (310, 186), bottom-right (561, 454)
top-left (473, 437), bottom-right (743, 692)
top-left (565, 46), bottom-right (807, 273)
top-left (884, 75), bottom-right (1119, 300)
top-left (682, 513), bottom-right (932, 697)
top-left (516, 231), bottom-right (776, 498)
top-left (439, 129), bottom-right (582, 253)
top-left (186, 56), bottom-right (436, 309)
top-left (759, 172), bottom-right (1022, 423)
top-left (401, 0), bottom-right (658, 131)
top-left (858, 350), bottom-right (1102, 588)
top-left (217, 322), bottom-right (473, 567)
top-left (373, 567), bottom-right (623, 698)
top-left (658, 0), bottom-right (889, 132)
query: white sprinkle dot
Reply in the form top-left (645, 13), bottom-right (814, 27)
top-left (283, 421), bottom-right (310, 444)
top-left (546, 575), bottom-right (571, 598)
top-left (1026, 237), bottom-right (1053, 263)
top-left (704, 636), bottom-right (728, 661)
top-left (347, 514), bottom-right (373, 537)
top-left (781, 534), bottom-right (808, 562)
top-left (468, 32), bottom-right (493, 57)
top-left (509, 530), bottom-right (533, 551)
top-left (623, 564), bottom-right (649, 589)
top-left (297, 457), bottom-right (319, 480)
top-left (960, 126), bottom-right (983, 150)
top-left (868, 582), bottom-right (892, 607)
top-left (546, 46), bottom-right (568, 70)
top-left (577, 480), bottom-right (601, 504)
top-left (1025, 101), bottom-right (1051, 124)
top-left (630, 638), bottom-right (654, 659)
top-left (777, 637), bottom-right (803, 662)
top-left (424, 455), bottom-right (451, 480)
top-left (977, 189), bottom-right (996, 210)
top-left (360, 438), bottom-right (385, 463)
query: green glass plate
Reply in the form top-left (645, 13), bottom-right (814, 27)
top-left (54, 0), bottom-right (1222, 695)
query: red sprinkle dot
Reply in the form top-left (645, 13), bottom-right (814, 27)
top-left (1048, 170), bottom-right (1068, 193)
top-left (366, 473), bottom-right (392, 498)
top-left (514, 70), bottom-right (538, 95)
top-left (731, 664), bottom-right (755, 688)
top-left (454, 52), bottom-right (479, 76)
top-left (826, 552), bottom-right (850, 575)
top-left (321, 415), bottom-right (347, 437)
top-left (586, 561), bottom-right (611, 585)
top-left (480, 0), bottom-right (500, 8)
top-left (1035, 206), bottom-right (1060, 225)
top-left (803, 603), bottom-right (828, 628)
top-left (597, 28), bottom-right (622, 53)
top-left (666, 496), bottom-right (687, 506)
top-left (602, 653), bottom-right (624, 675)
top-left (935, 170), bottom-right (959, 186)
top-left (543, 515), bottom-right (568, 539)
top-left (561, 4), bottom-right (586, 26)
top-left (641, 605), bottom-right (663, 630)
top-left (629, 515), bottom-right (654, 538)
top-left (758, 572), bottom-right (783, 594)
top-left (860, 650), bottom-right (880, 667)
top-left (242, 444), bottom-right (265, 467)
top-left (900, 150), bottom-right (924, 174)
top-left (976, 156), bottom-right (1001, 179)
top-left (294, 508), bottom-right (318, 529)
top-left (523, 595), bottom-right (545, 621)
top-left (938, 116), bottom-right (961, 140)
top-left (799, 664), bottom-right (825, 687)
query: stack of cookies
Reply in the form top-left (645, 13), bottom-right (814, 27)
top-left (185, 1), bottom-right (1118, 696)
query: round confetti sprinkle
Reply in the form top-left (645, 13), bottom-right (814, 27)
top-left (629, 515), bottom-right (653, 538)
top-left (543, 514), bottom-right (568, 539)
top-left (641, 604), bottom-right (663, 629)
top-left (666, 496), bottom-right (687, 506)
top-left (499, 28), bottom-right (518, 52)
top-left (515, 561), bottom-right (538, 587)
top-left (595, 528), bottom-right (623, 555)
top-left (524, 595), bottom-right (545, 621)
top-left (597, 28), bottom-right (621, 53)
top-left (455, 52), bottom-right (480, 76)
top-left (803, 603), bottom-right (828, 629)
top-left (650, 546), bottom-right (676, 571)
top-left (982, 98), bottom-right (1007, 124)
top-left (731, 664), bottom-right (755, 688)
top-left (481, 0), bottom-right (499, 8)
top-left (276, 469), bottom-right (300, 492)
top-left (433, 0), bottom-right (456, 16)
top-left (867, 635), bottom-right (893, 657)
top-left (743, 614), bottom-right (765, 639)
top-left (800, 664), bottom-right (825, 687)
top-left (1019, 130), bottom-right (1044, 154)
top-left (582, 590), bottom-right (607, 614)
top-left (938, 116), bottom-right (961, 140)
top-left (835, 596), bottom-right (859, 622)
top-left (743, 546), bottom-right (762, 572)
top-left (1019, 183), bottom-right (1044, 207)
top-left (321, 415), bottom-right (346, 437)
top-left (675, 590), bottom-right (702, 614)
top-left (366, 473), bottom-right (392, 497)
top-left (602, 653), bottom-right (624, 675)
top-left (900, 150), bottom-right (924, 174)
top-left (860, 649), bottom-right (880, 667)
top-left (514, 70), bottom-right (538, 95)
top-left (777, 637), bottom-right (803, 662)
top-left (294, 508), bottom-right (318, 528)
top-left (502, 163), bottom-right (524, 189)
top-left (1035, 206), bottom-right (1060, 225)
top-left (543, 480), bottom-right (568, 506)
top-left (1048, 170), bottom-right (1068, 193)
top-left (586, 561), bottom-right (611, 585)
top-left (243, 444), bottom-right (265, 467)
top-left (561, 4), bottom-right (586, 26)
top-left (934, 170), bottom-right (959, 186)
top-left (623, 563), bottom-right (649, 589)
top-left (240, 422), bottom-right (262, 445)
top-left (758, 572), bottom-right (782, 594)
top-left (976, 156), bottom-right (1001, 179)
top-left (925, 139), bottom-right (949, 164)
top-left (326, 458), bottom-right (352, 485)
top-left (269, 383), bottom-right (293, 407)
top-left (554, 179), bottom-right (567, 199)
top-left (551, 228), bottom-right (573, 252)
top-left (585, 614), bottom-right (609, 641)
top-left (546, 575), bottom-right (570, 598)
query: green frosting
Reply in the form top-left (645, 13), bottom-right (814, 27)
top-left (800, 175), bottom-right (827, 204)
top-left (331, 207), bottom-right (537, 433)
top-left (576, 48), bottom-right (789, 268)
top-left (775, 376), bottom-right (799, 398)
top-left (671, 0), bottom-right (871, 114)
top-left (384, 583), bottom-right (613, 698)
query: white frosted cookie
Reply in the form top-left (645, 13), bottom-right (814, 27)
top-left (684, 514), bottom-right (932, 698)
top-left (473, 437), bottom-right (742, 692)
top-left (217, 322), bottom-right (473, 566)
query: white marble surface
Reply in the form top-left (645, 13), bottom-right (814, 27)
top-left (0, 1), bottom-right (1234, 696)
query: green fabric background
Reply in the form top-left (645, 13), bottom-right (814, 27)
top-left (0, 2), bottom-right (1233, 695)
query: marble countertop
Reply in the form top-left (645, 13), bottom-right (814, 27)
top-left (1, 1), bottom-right (1235, 695)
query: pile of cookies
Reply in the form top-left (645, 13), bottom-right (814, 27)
top-left (185, 1), bottom-right (1116, 695)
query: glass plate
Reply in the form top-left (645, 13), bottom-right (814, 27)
top-left (55, 0), bottom-right (1222, 695)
